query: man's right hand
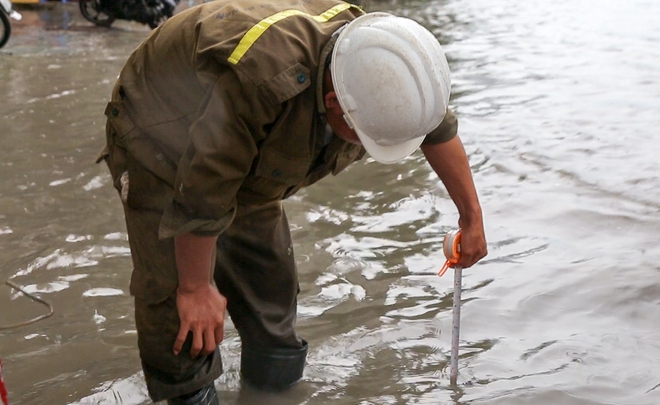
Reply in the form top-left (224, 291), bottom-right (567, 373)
top-left (173, 232), bottom-right (225, 358)
top-left (174, 283), bottom-right (227, 357)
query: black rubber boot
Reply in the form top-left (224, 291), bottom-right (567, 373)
top-left (240, 340), bottom-right (308, 391)
top-left (166, 384), bottom-right (219, 405)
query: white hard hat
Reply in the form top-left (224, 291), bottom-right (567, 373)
top-left (331, 13), bottom-right (451, 164)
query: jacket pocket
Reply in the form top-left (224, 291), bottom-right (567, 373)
top-left (253, 146), bottom-right (310, 185)
top-left (104, 100), bottom-right (177, 206)
top-left (105, 101), bottom-right (136, 139)
top-left (125, 153), bottom-right (174, 212)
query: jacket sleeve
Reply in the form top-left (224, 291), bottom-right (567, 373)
top-left (421, 108), bottom-right (458, 145)
top-left (159, 69), bottom-right (280, 238)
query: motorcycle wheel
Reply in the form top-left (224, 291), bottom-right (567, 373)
top-left (0, 11), bottom-right (10, 49)
top-left (79, 0), bottom-right (116, 27)
top-left (148, 15), bottom-right (166, 29)
top-left (146, 0), bottom-right (171, 29)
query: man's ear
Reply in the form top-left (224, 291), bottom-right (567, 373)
top-left (324, 91), bottom-right (341, 111)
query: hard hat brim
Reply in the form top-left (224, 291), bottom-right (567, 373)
top-left (356, 128), bottom-right (426, 165)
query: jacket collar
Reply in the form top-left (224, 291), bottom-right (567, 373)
top-left (315, 25), bottom-right (347, 115)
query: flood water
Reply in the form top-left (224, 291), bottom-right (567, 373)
top-left (1, 0), bottom-right (659, 404)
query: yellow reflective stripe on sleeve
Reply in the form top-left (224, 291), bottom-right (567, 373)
top-left (228, 3), bottom-right (362, 65)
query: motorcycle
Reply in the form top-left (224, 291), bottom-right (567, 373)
top-left (79, 0), bottom-right (180, 29)
top-left (0, 0), bottom-right (22, 49)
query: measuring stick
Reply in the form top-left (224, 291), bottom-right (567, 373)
top-left (438, 229), bottom-right (463, 385)
top-left (450, 264), bottom-right (462, 384)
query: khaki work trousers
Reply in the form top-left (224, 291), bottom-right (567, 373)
top-left (102, 127), bottom-right (306, 402)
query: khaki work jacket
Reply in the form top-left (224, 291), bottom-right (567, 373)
top-left (102, 0), bottom-right (457, 239)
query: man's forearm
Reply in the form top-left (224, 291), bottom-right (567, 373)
top-left (421, 136), bottom-right (483, 226)
top-left (174, 233), bottom-right (219, 292)
top-left (421, 135), bottom-right (487, 267)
